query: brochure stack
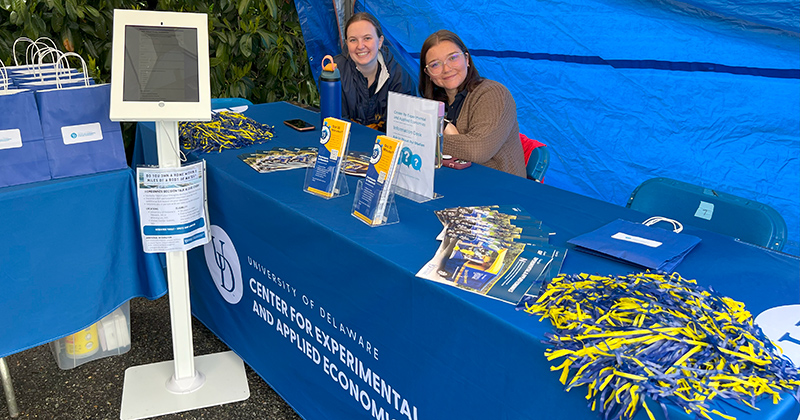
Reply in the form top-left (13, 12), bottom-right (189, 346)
top-left (304, 117), bottom-right (351, 198)
top-left (352, 135), bottom-right (404, 226)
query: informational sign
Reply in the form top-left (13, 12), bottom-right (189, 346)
top-left (387, 92), bottom-right (443, 200)
top-left (136, 161), bottom-right (209, 253)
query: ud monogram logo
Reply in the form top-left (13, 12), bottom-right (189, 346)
top-left (319, 125), bottom-right (331, 145)
top-left (370, 143), bottom-right (382, 164)
top-left (203, 225), bottom-right (243, 304)
top-left (755, 304), bottom-right (800, 365)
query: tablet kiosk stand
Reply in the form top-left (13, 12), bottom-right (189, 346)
top-left (110, 10), bottom-right (248, 418)
top-left (119, 121), bottom-right (249, 420)
top-left (351, 179), bottom-right (400, 227)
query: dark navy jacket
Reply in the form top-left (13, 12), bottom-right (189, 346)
top-left (334, 48), bottom-right (416, 132)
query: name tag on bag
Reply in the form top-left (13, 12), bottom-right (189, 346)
top-left (61, 122), bottom-right (103, 145)
top-left (0, 129), bottom-right (23, 150)
top-left (611, 232), bottom-right (662, 248)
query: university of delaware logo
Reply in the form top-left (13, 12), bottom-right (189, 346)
top-left (204, 225), bottom-right (243, 304)
top-left (370, 143), bottom-right (382, 164)
top-left (755, 304), bottom-right (800, 365)
top-left (319, 124), bottom-right (331, 145)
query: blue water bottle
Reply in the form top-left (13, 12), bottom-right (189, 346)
top-left (319, 55), bottom-right (341, 127)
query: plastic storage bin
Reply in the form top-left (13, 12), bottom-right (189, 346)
top-left (49, 302), bottom-right (131, 370)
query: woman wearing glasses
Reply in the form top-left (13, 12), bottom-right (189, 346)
top-left (334, 13), bottom-right (416, 132)
top-left (419, 30), bottom-right (525, 177)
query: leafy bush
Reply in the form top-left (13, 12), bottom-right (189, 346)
top-left (0, 0), bottom-right (319, 156)
top-left (1, 0), bottom-right (318, 105)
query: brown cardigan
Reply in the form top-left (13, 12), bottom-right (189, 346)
top-left (443, 79), bottom-right (526, 178)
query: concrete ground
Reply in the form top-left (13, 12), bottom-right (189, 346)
top-left (1, 295), bottom-right (303, 420)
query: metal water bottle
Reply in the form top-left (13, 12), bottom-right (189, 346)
top-left (319, 55), bottom-right (341, 127)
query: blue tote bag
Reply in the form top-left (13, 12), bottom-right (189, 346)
top-left (36, 82), bottom-right (127, 179)
top-left (12, 49), bottom-right (93, 90)
top-left (567, 218), bottom-right (701, 272)
top-left (36, 83), bottom-right (127, 178)
top-left (35, 52), bottom-right (126, 179)
top-left (0, 88), bottom-right (52, 188)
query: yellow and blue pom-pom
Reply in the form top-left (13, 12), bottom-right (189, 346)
top-left (526, 272), bottom-right (800, 420)
top-left (179, 111), bottom-right (274, 154)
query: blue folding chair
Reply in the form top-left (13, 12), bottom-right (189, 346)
top-left (626, 177), bottom-right (787, 251)
top-left (526, 146), bottom-right (550, 182)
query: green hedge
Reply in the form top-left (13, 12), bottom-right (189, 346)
top-left (0, 0), bottom-right (319, 105)
top-left (1, 0), bottom-right (319, 157)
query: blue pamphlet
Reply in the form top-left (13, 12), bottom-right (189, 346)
top-left (352, 135), bottom-right (403, 226)
top-left (306, 118), bottom-right (350, 198)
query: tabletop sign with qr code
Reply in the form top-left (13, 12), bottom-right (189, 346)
top-left (387, 92), bottom-right (444, 200)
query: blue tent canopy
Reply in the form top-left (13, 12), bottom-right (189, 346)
top-left (295, 0), bottom-right (800, 254)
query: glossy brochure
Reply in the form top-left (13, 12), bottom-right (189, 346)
top-left (417, 205), bottom-right (566, 305)
top-left (304, 117), bottom-right (350, 199)
top-left (352, 135), bottom-right (404, 226)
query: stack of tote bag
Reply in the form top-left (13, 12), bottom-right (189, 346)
top-left (0, 62), bottom-right (51, 187)
top-left (0, 48), bottom-right (127, 187)
top-left (5, 38), bottom-right (89, 91)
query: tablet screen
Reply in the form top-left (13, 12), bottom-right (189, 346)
top-left (123, 25), bottom-right (199, 102)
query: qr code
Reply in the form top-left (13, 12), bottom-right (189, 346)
top-left (377, 171), bottom-right (386, 183)
top-left (330, 149), bottom-right (339, 160)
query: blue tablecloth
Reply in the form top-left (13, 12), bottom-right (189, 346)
top-left (0, 169), bottom-right (168, 358)
top-left (185, 102), bottom-right (800, 420)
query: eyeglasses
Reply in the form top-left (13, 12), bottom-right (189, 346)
top-left (425, 52), bottom-right (466, 75)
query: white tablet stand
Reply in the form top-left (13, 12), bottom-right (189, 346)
top-left (109, 10), bottom-right (248, 420)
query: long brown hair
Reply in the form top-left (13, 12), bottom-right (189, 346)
top-left (418, 30), bottom-right (482, 102)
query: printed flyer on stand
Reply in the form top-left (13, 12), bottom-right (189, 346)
top-left (352, 135), bottom-right (404, 226)
top-left (306, 117), bottom-right (351, 198)
top-left (136, 161), bottom-right (209, 253)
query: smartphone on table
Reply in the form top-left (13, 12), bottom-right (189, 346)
top-left (284, 119), bottom-right (315, 132)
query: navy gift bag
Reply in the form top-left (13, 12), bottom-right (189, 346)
top-left (0, 89), bottom-right (52, 188)
top-left (568, 218), bottom-right (701, 272)
top-left (36, 82), bottom-right (128, 179)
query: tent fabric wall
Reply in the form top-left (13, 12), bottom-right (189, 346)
top-left (295, 0), bottom-right (800, 254)
top-left (294, 0), bottom-right (342, 81)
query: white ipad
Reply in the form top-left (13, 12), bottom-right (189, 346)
top-left (109, 9), bottom-right (211, 121)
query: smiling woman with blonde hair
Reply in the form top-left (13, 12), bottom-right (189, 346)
top-left (333, 12), bottom-right (416, 132)
top-left (419, 30), bottom-right (525, 177)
